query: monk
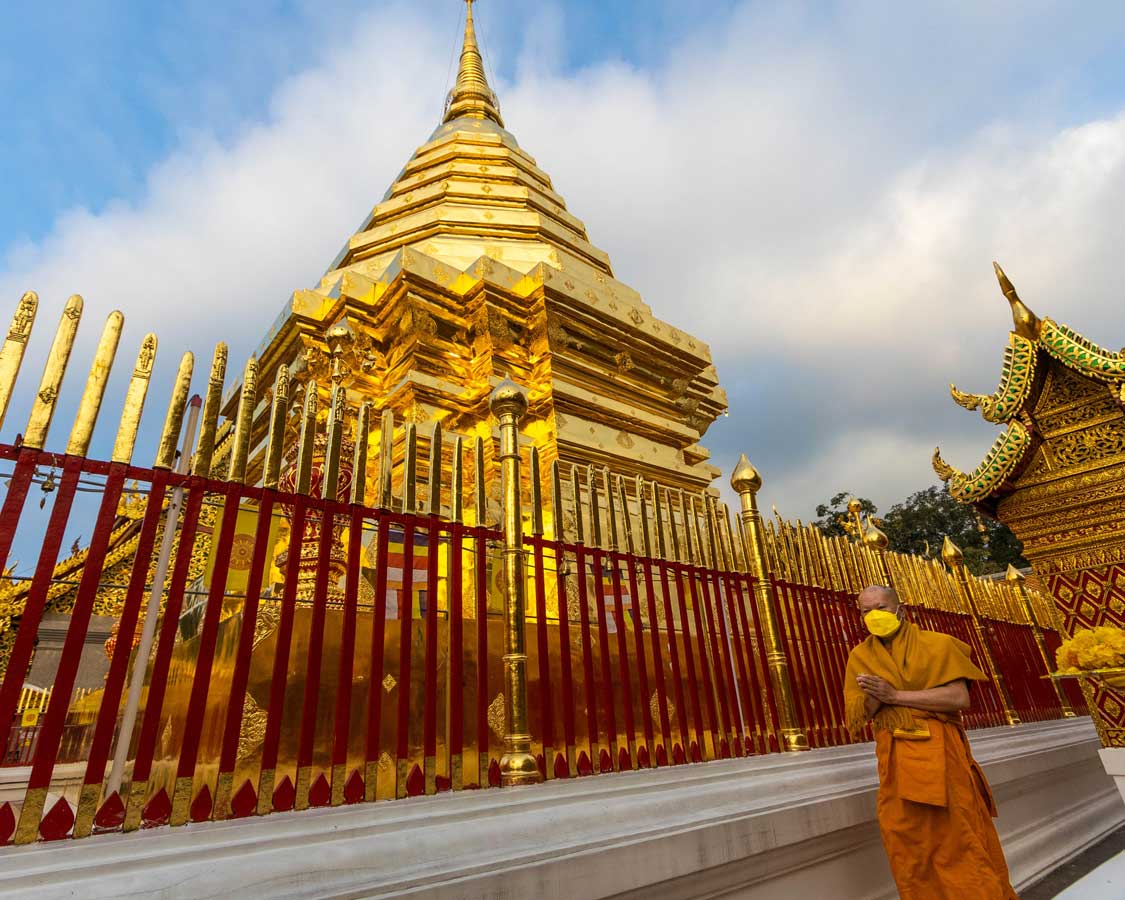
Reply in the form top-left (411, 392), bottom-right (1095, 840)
top-left (843, 585), bottom-right (1018, 899)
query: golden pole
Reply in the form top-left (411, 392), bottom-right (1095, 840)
top-left (942, 537), bottom-right (1020, 726)
top-left (490, 379), bottom-right (540, 786)
top-left (0, 292), bottom-right (38, 433)
top-left (731, 454), bottom-right (809, 752)
top-left (1007, 564), bottom-right (1075, 718)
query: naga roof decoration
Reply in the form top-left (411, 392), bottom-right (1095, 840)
top-left (934, 262), bottom-right (1125, 508)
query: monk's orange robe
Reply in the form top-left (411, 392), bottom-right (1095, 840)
top-left (843, 621), bottom-right (1019, 900)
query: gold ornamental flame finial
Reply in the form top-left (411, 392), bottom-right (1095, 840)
top-left (940, 535), bottom-right (964, 568)
top-left (1005, 564), bottom-right (1025, 583)
top-left (730, 453), bottom-right (762, 494)
top-left (862, 519), bottom-right (889, 551)
top-left (993, 262), bottom-right (1040, 340)
top-left (444, 0), bottom-right (504, 127)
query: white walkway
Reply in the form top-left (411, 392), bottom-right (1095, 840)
top-left (1055, 849), bottom-right (1125, 899)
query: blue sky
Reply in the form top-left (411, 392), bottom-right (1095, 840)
top-left (5, 0), bottom-right (1125, 539)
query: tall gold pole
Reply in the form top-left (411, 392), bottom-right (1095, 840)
top-left (942, 537), bottom-right (1020, 726)
top-left (0, 292), bottom-right (39, 433)
top-left (24, 295), bottom-right (83, 450)
top-left (731, 454), bottom-right (809, 752)
top-left (489, 379), bottom-right (540, 786)
top-left (1007, 564), bottom-right (1075, 717)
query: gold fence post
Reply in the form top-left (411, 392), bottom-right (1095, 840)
top-left (942, 537), bottom-right (1020, 726)
top-left (1007, 565), bottom-right (1075, 718)
top-left (731, 454), bottom-right (809, 752)
top-left (490, 379), bottom-right (540, 786)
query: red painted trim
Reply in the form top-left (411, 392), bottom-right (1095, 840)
top-left (552, 538), bottom-right (576, 760)
top-left (696, 567), bottom-right (735, 749)
top-left (257, 494), bottom-right (309, 784)
top-left (215, 491), bottom-right (278, 794)
top-left (24, 463), bottom-right (128, 799)
top-left (295, 497), bottom-right (336, 789)
top-left (395, 523), bottom-right (415, 775)
top-left (0, 453), bottom-right (83, 748)
top-left (655, 561), bottom-right (689, 756)
top-left (572, 543), bottom-right (599, 765)
top-left (331, 507), bottom-right (365, 779)
top-left (726, 574), bottom-right (767, 752)
top-left (591, 549), bottom-right (619, 766)
top-left (0, 448), bottom-right (38, 575)
top-left (131, 481), bottom-right (207, 787)
top-left (669, 564), bottom-right (707, 757)
top-left (82, 469), bottom-right (170, 792)
top-left (684, 567), bottom-right (721, 756)
top-left (531, 536), bottom-right (553, 760)
top-left (422, 517), bottom-right (440, 768)
top-left (448, 521), bottom-right (464, 767)
top-left (365, 512), bottom-right (391, 774)
top-left (717, 570), bottom-right (755, 750)
top-left (639, 558), bottom-right (671, 756)
top-left (623, 553), bottom-right (654, 755)
top-left (175, 482), bottom-right (245, 796)
top-left (474, 528), bottom-right (489, 780)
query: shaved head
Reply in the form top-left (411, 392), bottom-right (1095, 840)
top-left (858, 585), bottom-right (900, 615)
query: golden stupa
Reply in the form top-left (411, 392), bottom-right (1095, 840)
top-left (235, 0), bottom-right (727, 495)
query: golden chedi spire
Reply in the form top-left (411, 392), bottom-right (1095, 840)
top-left (444, 0), bottom-right (503, 127)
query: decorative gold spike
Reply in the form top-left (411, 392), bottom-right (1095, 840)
top-left (378, 409), bottom-right (394, 509)
top-left (226, 357), bottom-right (258, 484)
top-left (994, 261), bottom-right (1040, 340)
top-left (570, 465), bottom-right (585, 544)
top-left (617, 476), bottom-right (636, 556)
top-left (66, 311), bottom-right (123, 457)
top-left (24, 294), bottom-right (83, 451)
top-left (110, 332), bottom-right (157, 465)
top-left (529, 447), bottom-right (543, 536)
top-left (444, 0), bottom-right (504, 126)
top-left (679, 491), bottom-right (697, 565)
top-left (295, 387), bottom-right (318, 495)
top-left (403, 423), bottom-right (417, 513)
top-left (351, 403), bottom-right (372, 506)
top-left (191, 343), bottom-right (228, 477)
top-left (427, 422), bottom-right (443, 516)
top-left (450, 436), bottom-right (464, 523)
top-left (263, 366), bottom-right (291, 489)
top-left (664, 488), bottom-right (682, 562)
top-left (637, 477), bottom-right (653, 558)
top-left (587, 466), bottom-right (603, 548)
top-left (154, 353), bottom-right (195, 470)
top-left (551, 461), bottom-right (565, 543)
top-left (321, 386), bottom-right (345, 500)
top-left (603, 469), bottom-right (619, 552)
top-left (654, 483), bottom-right (669, 558)
top-left (474, 435), bottom-right (486, 525)
top-left (0, 292), bottom-right (39, 433)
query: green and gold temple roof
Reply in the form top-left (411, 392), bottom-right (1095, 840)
top-left (933, 263), bottom-right (1125, 512)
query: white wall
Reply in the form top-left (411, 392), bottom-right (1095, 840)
top-left (0, 719), bottom-right (1117, 899)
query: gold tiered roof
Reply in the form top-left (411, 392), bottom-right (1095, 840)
top-left (249, 0), bottom-right (727, 490)
top-left (933, 263), bottom-right (1125, 514)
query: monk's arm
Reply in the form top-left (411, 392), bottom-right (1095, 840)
top-left (891, 679), bottom-right (970, 713)
top-left (864, 694), bottom-right (882, 720)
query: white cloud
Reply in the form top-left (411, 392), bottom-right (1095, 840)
top-left (4, 1), bottom-right (1125, 522)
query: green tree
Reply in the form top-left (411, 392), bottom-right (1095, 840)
top-left (814, 491), bottom-right (877, 539)
top-left (813, 485), bottom-right (1027, 575)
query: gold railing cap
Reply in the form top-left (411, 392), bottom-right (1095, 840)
top-left (941, 535), bottom-right (964, 567)
top-left (862, 521), bottom-right (889, 551)
top-left (489, 378), bottom-right (528, 418)
top-left (730, 453), bottom-right (762, 494)
top-left (1005, 564), bottom-right (1025, 583)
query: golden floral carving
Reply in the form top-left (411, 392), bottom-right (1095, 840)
top-left (487, 692), bottom-right (506, 739)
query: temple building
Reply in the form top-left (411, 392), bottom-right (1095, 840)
top-left (935, 263), bottom-right (1125, 747)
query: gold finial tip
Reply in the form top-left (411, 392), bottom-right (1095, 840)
top-left (730, 453), bottom-right (762, 494)
top-left (1005, 564), bottom-right (1025, 582)
top-left (992, 261), bottom-right (1040, 338)
top-left (940, 535), bottom-right (964, 567)
top-left (489, 377), bottom-right (528, 417)
top-left (862, 520), bottom-right (889, 550)
top-left (846, 497), bottom-right (863, 515)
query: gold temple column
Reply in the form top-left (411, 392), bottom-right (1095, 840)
top-left (731, 455), bottom-right (809, 752)
top-left (1007, 565), bottom-right (1075, 718)
top-left (942, 537), bottom-right (1020, 726)
top-left (490, 379), bottom-right (541, 786)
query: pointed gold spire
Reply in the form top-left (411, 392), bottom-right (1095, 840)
top-left (993, 262), bottom-right (1040, 340)
top-left (444, 0), bottom-right (503, 126)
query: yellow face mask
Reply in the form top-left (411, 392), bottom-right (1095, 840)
top-left (864, 609), bottom-right (901, 638)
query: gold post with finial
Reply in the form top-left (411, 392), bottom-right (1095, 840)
top-left (1006, 565), bottom-right (1075, 718)
top-left (941, 537), bottom-right (1020, 726)
top-left (731, 454), bottom-right (809, 752)
top-left (490, 378), bottom-right (540, 786)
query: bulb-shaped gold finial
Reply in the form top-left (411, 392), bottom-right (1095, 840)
top-left (941, 535), bottom-right (964, 569)
top-left (863, 520), bottom-right (889, 551)
top-left (730, 453), bottom-right (762, 495)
